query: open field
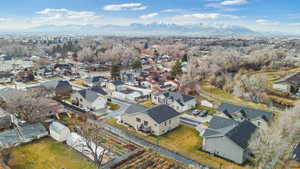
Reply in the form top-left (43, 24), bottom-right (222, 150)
top-left (8, 137), bottom-right (97, 169)
top-left (106, 118), bottom-right (244, 169)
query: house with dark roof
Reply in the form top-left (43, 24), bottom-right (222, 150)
top-left (106, 80), bottom-right (124, 91)
top-left (121, 104), bottom-right (180, 136)
top-left (41, 80), bottom-right (72, 98)
top-left (152, 91), bottom-right (196, 112)
top-left (202, 116), bottom-right (256, 164)
top-left (71, 87), bottom-right (108, 111)
top-left (218, 103), bottom-right (273, 127)
top-left (273, 72), bottom-right (300, 94)
top-left (84, 76), bottom-right (108, 87)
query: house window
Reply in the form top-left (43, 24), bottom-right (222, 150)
top-left (144, 121), bottom-right (148, 126)
top-left (136, 118), bottom-right (141, 122)
top-left (164, 122), bottom-right (167, 126)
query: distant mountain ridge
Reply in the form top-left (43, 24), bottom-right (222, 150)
top-left (25, 23), bottom-right (257, 36)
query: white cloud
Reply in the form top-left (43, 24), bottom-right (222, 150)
top-left (33, 8), bottom-right (101, 26)
top-left (182, 13), bottom-right (238, 19)
top-left (221, 0), bottom-right (248, 5)
top-left (140, 13), bottom-right (159, 20)
top-left (256, 19), bottom-right (279, 25)
top-left (103, 3), bottom-right (147, 11)
top-left (161, 9), bottom-right (180, 13)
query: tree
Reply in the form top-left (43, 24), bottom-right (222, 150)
top-left (248, 103), bottom-right (300, 169)
top-left (3, 88), bottom-right (58, 123)
top-left (171, 60), bottom-right (183, 78)
top-left (131, 59), bottom-right (142, 70)
top-left (75, 125), bottom-right (107, 168)
top-left (111, 64), bottom-right (121, 80)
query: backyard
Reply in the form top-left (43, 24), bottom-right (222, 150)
top-left (7, 137), bottom-right (97, 169)
top-left (106, 118), bottom-right (243, 169)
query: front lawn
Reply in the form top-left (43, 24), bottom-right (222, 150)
top-left (139, 99), bottom-right (156, 108)
top-left (107, 102), bottom-right (121, 111)
top-left (106, 118), bottom-right (243, 169)
top-left (8, 137), bottom-right (97, 169)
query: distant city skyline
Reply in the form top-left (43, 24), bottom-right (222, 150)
top-left (0, 0), bottom-right (300, 34)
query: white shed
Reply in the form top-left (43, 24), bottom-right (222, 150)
top-left (49, 121), bottom-right (70, 142)
top-left (67, 132), bottom-right (104, 161)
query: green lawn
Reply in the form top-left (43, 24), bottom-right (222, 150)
top-left (107, 102), bottom-right (121, 111)
top-left (105, 118), bottom-right (243, 169)
top-left (8, 137), bottom-right (97, 169)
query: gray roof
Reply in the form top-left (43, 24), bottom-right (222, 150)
top-left (84, 76), bottom-right (106, 84)
top-left (0, 123), bottom-right (47, 147)
top-left (155, 92), bottom-right (194, 104)
top-left (203, 116), bottom-right (256, 150)
top-left (90, 87), bottom-right (108, 96)
top-left (276, 72), bottom-right (300, 86)
top-left (124, 104), bottom-right (180, 124)
top-left (218, 103), bottom-right (273, 121)
top-left (0, 88), bottom-right (19, 101)
top-left (208, 115), bottom-right (238, 130)
top-left (78, 89), bottom-right (102, 102)
top-left (111, 80), bottom-right (124, 86)
top-left (125, 104), bottom-right (148, 114)
top-left (143, 105), bottom-right (180, 124)
top-left (49, 121), bottom-right (69, 133)
top-left (225, 120), bottom-right (256, 149)
top-left (41, 80), bottom-right (71, 89)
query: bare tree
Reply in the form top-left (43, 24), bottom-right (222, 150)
top-left (75, 125), bottom-right (107, 168)
top-left (249, 103), bottom-right (300, 169)
top-left (3, 88), bottom-right (58, 123)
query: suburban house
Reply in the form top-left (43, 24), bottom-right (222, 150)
top-left (112, 86), bottom-right (150, 102)
top-left (202, 116), bottom-right (256, 164)
top-left (71, 87), bottom-right (108, 111)
top-left (49, 121), bottom-right (71, 142)
top-left (84, 76), bottom-right (108, 87)
top-left (120, 69), bottom-right (141, 85)
top-left (218, 103), bottom-right (273, 127)
top-left (106, 80), bottom-right (124, 91)
top-left (121, 104), bottom-right (180, 136)
top-left (41, 80), bottom-right (72, 98)
top-left (272, 72), bottom-right (300, 95)
top-left (151, 91), bottom-right (197, 112)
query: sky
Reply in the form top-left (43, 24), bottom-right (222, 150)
top-left (0, 0), bottom-right (300, 34)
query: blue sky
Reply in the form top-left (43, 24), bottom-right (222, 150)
top-left (0, 0), bottom-right (300, 34)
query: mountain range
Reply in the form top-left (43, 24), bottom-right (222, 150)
top-left (23, 23), bottom-right (258, 37)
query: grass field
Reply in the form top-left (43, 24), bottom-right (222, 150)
top-left (8, 138), bottom-right (96, 169)
top-left (106, 118), bottom-right (243, 169)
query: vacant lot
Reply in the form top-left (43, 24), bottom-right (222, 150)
top-left (8, 137), bottom-right (96, 169)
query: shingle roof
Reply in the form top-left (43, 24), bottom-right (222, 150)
top-left (225, 120), bottom-right (256, 149)
top-left (143, 105), bottom-right (180, 124)
top-left (111, 80), bottom-right (124, 86)
top-left (218, 103), bottom-right (273, 121)
top-left (208, 115), bottom-right (238, 130)
top-left (276, 72), bottom-right (300, 86)
top-left (78, 89), bottom-right (102, 103)
top-left (203, 116), bottom-right (256, 150)
top-left (154, 91), bottom-right (194, 103)
top-left (41, 80), bottom-right (71, 89)
top-left (90, 87), bottom-right (107, 96)
top-left (125, 104), bottom-right (148, 114)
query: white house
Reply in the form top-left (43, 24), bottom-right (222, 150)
top-left (71, 87), bottom-right (108, 111)
top-left (106, 80), bottom-right (124, 91)
top-left (151, 92), bottom-right (197, 112)
top-left (121, 104), bottom-right (180, 136)
top-left (49, 121), bottom-right (70, 142)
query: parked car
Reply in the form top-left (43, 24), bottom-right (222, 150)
top-left (192, 109), bottom-right (208, 117)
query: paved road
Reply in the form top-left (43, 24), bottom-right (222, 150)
top-left (89, 120), bottom-right (210, 169)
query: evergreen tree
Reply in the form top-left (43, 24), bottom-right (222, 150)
top-left (131, 59), bottom-right (142, 70)
top-left (111, 64), bottom-right (121, 80)
top-left (171, 60), bottom-right (183, 78)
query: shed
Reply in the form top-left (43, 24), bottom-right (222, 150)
top-left (49, 121), bottom-right (70, 142)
